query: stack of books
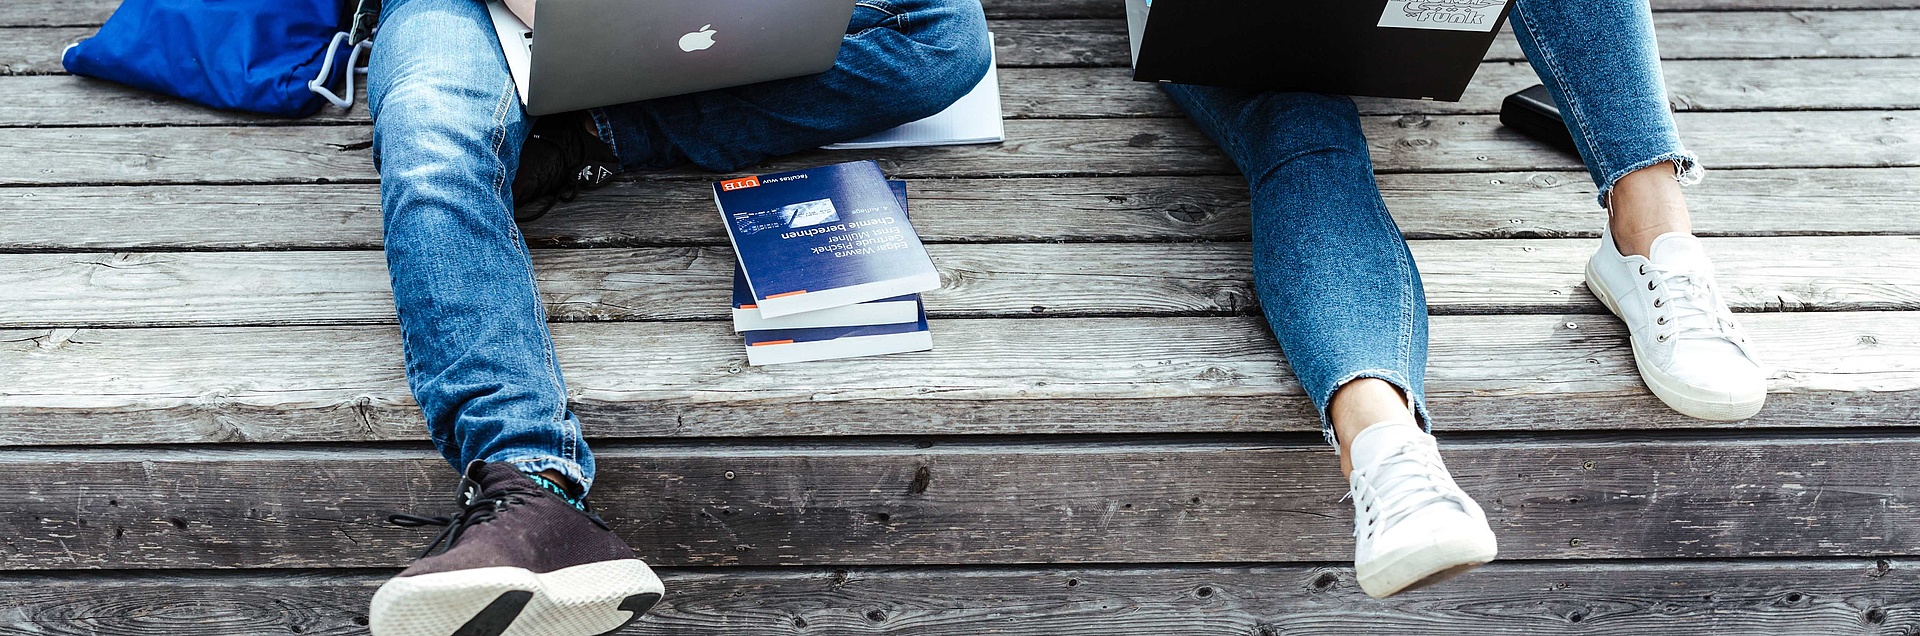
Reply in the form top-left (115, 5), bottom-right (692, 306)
top-left (715, 161), bottom-right (941, 366)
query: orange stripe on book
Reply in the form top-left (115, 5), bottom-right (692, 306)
top-left (750, 340), bottom-right (795, 346)
top-left (765, 290), bottom-right (808, 299)
top-left (738, 304), bottom-right (757, 309)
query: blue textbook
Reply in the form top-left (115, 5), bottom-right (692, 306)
top-left (742, 304), bottom-right (932, 366)
top-left (732, 181), bottom-right (922, 332)
top-left (715, 160), bottom-right (940, 318)
top-left (731, 268), bottom-right (920, 332)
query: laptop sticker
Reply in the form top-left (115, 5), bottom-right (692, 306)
top-left (1377, 0), bottom-right (1508, 32)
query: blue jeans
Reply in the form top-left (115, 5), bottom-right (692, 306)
top-left (366, 0), bottom-right (990, 492)
top-left (1163, 0), bottom-right (1696, 445)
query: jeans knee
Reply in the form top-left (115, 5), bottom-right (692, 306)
top-left (373, 84), bottom-right (518, 179)
top-left (917, 30), bottom-right (991, 114)
top-left (1232, 93), bottom-right (1369, 184)
top-left (861, 0), bottom-right (990, 122)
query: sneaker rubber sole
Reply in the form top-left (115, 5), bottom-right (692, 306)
top-left (1584, 260), bottom-right (1766, 421)
top-left (1354, 530), bottom-right (1499, 598)
top-left (370, 559), bottom-right (663, 636)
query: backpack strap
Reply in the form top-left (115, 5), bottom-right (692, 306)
top-left (310, 0), bottom-right (380, 110)
top-left (308, 32), bottom-right (371, 109)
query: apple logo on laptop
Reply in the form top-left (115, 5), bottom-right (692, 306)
top-left (679, 24), bottom-right (717, 52)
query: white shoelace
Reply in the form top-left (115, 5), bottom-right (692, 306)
top-left (1642, 263), bottom-right (1748, 346)
top-left (1350, 440), bottom-right (1471, 542)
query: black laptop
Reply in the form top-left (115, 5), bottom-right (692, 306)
top-left (1126, 0), bottom-right (1516, 102)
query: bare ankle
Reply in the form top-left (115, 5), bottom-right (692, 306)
top-left (1330, 378), bottom-right (1418, 476)
top-left (1607, 163), bottom-right (1694, 257)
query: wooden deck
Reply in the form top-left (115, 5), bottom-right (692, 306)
top-left (3, 0), bottom-right (1919, 633)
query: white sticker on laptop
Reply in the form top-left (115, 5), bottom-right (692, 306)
top-left (1377, 0), bottom-right (1508, 32)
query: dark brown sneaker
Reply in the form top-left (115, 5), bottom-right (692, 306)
top-left (369, 461), bottom-right (663, 636)
top-left (511, 112), bottom-right (620, 223)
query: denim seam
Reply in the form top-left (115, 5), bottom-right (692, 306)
top-left (487, 75), bottom-right (580, 475)
top-left (1514, 8), bottom-right (1610, 190)
top-left (1389, 209), bottom-right (1415, 431)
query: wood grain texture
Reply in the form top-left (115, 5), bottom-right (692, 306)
top-left (1, 313), bottom-right (1916, 446)
top-left (4, 236), bottom-right (1919, 328)
top-left (5, 168), bottom-right (1920, 251)
top-left (14, 58), bottom-right (1920, 128)
top-left (0, 560), bottom-right (1914, 635)
top-left (982, 12), bottom-right (1920, 69)
top-left (6, 112), bottom-right (1918, 186)
top-left (1002, 59), bottom-right (1920, 120)
top-left (0, 75), bottom-right (370, 126)
top-left (4, 433), bottom-right (1919, 569)
top-left (9, 12), bottom-right (1919, 78)
top-left (0, 26), bottom-right (87, 75)
top-left (6, 0), bottom-right (1917, 26)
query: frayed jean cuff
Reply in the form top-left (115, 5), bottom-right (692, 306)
top-left (498, 454), bottom-right (595, 496)
top-left (1598, 152), bottom-right (1703, 208)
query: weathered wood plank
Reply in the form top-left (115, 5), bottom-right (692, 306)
top-left (14, 58), bottom-right (1919, 128)
top-left (4, 237), bottom-right (1917, 328)
top-left (1, 560), bottom-right (1913, 635)
top-left (6, 112), bottom-right (1918, 186)
top-left (1005, 59), bottom-right (1920, 120)
top-left (0, 75), bottom-right (371, 126)
top-left (0, 26), bottom-right (86, 75)
top-left (985, 13), bottom-right (1920, 69)
top-left (9, 12), bottom-right (1919, 78)
top-left (1485, 10), bottom-right (1920, 60)
top-left (5, 433), bottom-right (1919, 569)
top-left (0, 178), bottom-right (1253, 248)
top-left (6, 0), bottom-right (1916, 26)
top-left (5, 168), bottom-right (1918, 251)
top-left (1, 313), bottom-right (1915, 446)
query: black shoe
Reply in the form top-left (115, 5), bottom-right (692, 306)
top-left (512, 112), bottom-right (620, 223)
top-left (370, 461), bottom-right (663, 636)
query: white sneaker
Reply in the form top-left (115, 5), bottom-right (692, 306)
top-left (1347, 422), bottom-right (1498, 599)
top-left (1585, 228), bottom-right (1766, 420)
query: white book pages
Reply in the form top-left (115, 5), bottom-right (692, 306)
top-left (822, 33), bottom-right (1003, 150)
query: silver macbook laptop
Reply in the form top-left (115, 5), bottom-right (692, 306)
top-left (487, 0), bottom-right (858, 116)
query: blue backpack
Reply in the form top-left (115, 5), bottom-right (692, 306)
top-left (61, 0), bottom-right (380, 118)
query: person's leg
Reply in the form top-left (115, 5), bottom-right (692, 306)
top-left (1508, 0), bottom-right (1697, 256)
top-left (364, 0), bottom-right (662, 632)
top-left (1511, 0), bottom-right (1766, 420)
top-left (367, 0), bottom-right (592, 492)
top-left (1164, 87), bottom-right (1429, 451)
top-left (1163, 86), bottom-right (1495, 598)
top-left (586, 0), bottom-right (992, 173)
